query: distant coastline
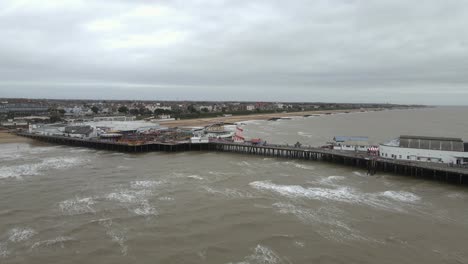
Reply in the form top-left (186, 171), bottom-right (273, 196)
top-left (158, 107), bottom-right (416, 128)
top-left (0, 107), bottom-right (421, 144)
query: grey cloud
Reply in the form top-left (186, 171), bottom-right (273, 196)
top-left (0, 0), bottom-right (467, 104)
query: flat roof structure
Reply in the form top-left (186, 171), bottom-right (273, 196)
top-left (400, 135), bottom-right (463, 142)
top-left (334, 136), bottom-right (368, 143)
top-left (399, 135), bottom-right (464, 152)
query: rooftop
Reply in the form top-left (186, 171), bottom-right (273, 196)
top-left (334, 136), bottom-right (368, 142)
top-left (400, 135), bottom-right (463, 142)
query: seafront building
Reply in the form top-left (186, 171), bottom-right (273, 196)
top-left (379, 135), bottom-right (468, 165)
top-left (332, 136), bottom-right (371, 151)
top-left (0, 103), bottom-right (48, 116)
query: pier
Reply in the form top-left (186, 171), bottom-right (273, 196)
top-left (16, 132), bottom-right (468, 185)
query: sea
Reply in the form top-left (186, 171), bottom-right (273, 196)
top-left (1, 106), bottom-right (468, 264)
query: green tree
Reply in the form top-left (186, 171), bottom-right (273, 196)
top-left (91, 106), bottom-right (99, 114)
top-left (118, 106), bottom-right (129, 114)
top-left (50, 114), bottom-right (62, 123)
top-left (129, 109), bottom-right (140, 115)
top-left (187, 105), bottom-right (198, 113)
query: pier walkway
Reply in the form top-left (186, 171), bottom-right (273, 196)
top-left (17, 132), bottom-right (468, 185)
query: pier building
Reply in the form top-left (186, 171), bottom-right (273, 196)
top-left (332, 136), bottom-right (372, 152)
top-left (379, 135), bottom-right (468, 165)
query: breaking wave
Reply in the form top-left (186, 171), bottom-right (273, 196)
top-left (106, 189), bottom-right (157, 216)
top-left (31, 236), bottom-right (75, 249)
top-left (447, 192), bottom-right (466, 199)
top-left (250, 181), bottom-right (421, 212)
top-left (158, 196), bottom-right (174, 201)
top-left (297, 131), bottom-right (314, 138)
top-left (0, 145), bottom-right (58, 162)
top-left (130, 180), bottom-right (164, 189)
top-left (201, 186), bottom-right (254, 199)
top-left (187, 175), bottom-right (204, 180)
top-left (133, 201), bottom-right (158, 216)
top-left (380, 191), bottom-right (421, 203)
top-left (59, 197), bottom-right (96, 215)
top-left (280, 161), bottom-right (314, 170)
top-left (250, 181), bottom-right (355, 202)
top-left (0, 243), bottom-right (8, 258)
top-left (0, 157), bottom-right (85, 179)
top-left (318, 176), bottom-right (346, 186)
top-left (272, 203), bottom-right (379, 243)
top-left (228, 245), bottom-right (284, 264)
top-left (8, 227), bottom-right (36, 243)
top-left (98, 219), bottom-right (128, 255)
top-left (352, 171), bottom-right (366, 177)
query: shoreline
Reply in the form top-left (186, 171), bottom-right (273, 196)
top-left (0, 130), bottom-right (32, 144)
top-left (158, 107), bottom-right (398, 128)
top-left (0, 107), bottom-right (411, 144)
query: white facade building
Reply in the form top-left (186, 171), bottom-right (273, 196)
top-left (196, 105), bottom-right (213, 112)
top-left (379, 136), bottom-right (468, 165)
top-left (246, 105), bottom-right (256, 111)
top-left (146, 105), bottom-right (172, 112)
top-left (332, 136), bottom-right (372, 152)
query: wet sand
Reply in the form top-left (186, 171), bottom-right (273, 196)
top-left (0, 131), bottom-right (31, 144)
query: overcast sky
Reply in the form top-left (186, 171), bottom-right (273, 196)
top-left (0, 0), bottom-right (467, 104)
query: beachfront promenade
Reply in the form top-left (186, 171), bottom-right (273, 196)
top-left (17, 132), bottom-right (468, 185)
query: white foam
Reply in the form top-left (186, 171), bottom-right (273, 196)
top-left (0, 146), bottom-right (58, 162)
top-left (293, 163), bottom-right (315, 170)
top-left (236, 161), bottom-right (252, 167)
top-left (319, 176), bottom-right (345, 186)
top-left (0, 157), bottom-right (85, 179)
top-left (130, 180), bottom-right (163, 189)
top-left (107, 191), bottom-right (140, 203)
top-left (59, 197), bottom-right (96, 215)
top-left (250, 181), bottom-right (355, 203)
top-left (69, 148), bottom-right (90, 153)
top-left (8, 227), bottom-right (36, 243)
top-left (250, 181), bottom-right (419, 212)
top-left (202, 186), bottom-right (253, 199)
top-left (380, 191), bottom-right (421, 203)
top-left (134, 201), bottom-right (158, 216)
top-left (236, 120), bottom-right (263, 125)
top-left (297, 131), bottom-right (314, 138)
top-left (98, 219), bottom-right (128, 255)
top-left (106, 189), bottom-right (156, 216)
top-left (158, 196), bottom-right (174, 201)
top-left (229, 245), bottom-right (283, 264)
top-left (294, 241), bottom-right (305, 248)
top-left (447, 192), bottom-right (466, 199)
top-left (281, 161), bottom-right (314, 170)
top-left (0, 242), bottom-right (8, 258)
top-left (352, 171), bottom-right (366, 177)
top-left (187, 175), bottom-right (204, 180)
top-left (273, 203), bottom-right (380, 243)
top-left (31, 236), bottom-right (74, 249)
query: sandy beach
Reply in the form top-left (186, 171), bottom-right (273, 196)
top-left (0, 130), bottom-right (32, 144)
top-left (158, 108), bottom-right (386, 127)
top-left (0, 107), bottom-right (390, 143)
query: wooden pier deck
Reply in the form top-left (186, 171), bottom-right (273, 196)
top-left (16, 132), bottom-right (468, 185)
top-left (213, 141), bottom-right (468, 185)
